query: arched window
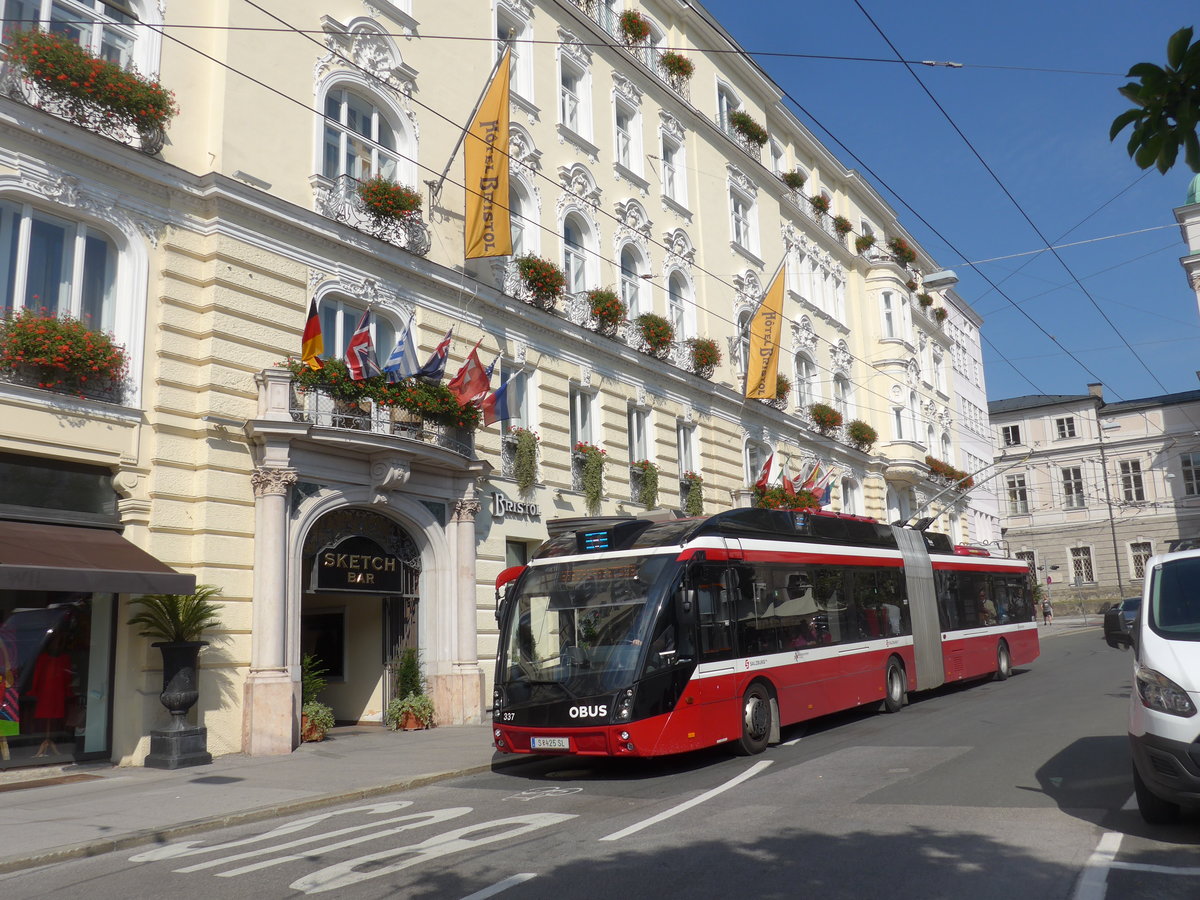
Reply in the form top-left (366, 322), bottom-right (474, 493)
top-left (562, 213), bottom-right (593, 295)
top-left (833, 374), bottom-right (850, 418)
top-left (619, 245), bottom-right (644, 317)
top-left (318, 297), bottom-right (395, 361)
top-left (927, 424), bottom-right (935, 451)
top-left (735, 308), bottom-right (753, 374)
top-left (322, 87), bottom-right (408, 184)
top-left (909, 391), bottom-right (920, 443)
top-left (496, 4), bottom-right (532, 100)
top-left (941, 432), bottom-right (952, 463)
top-left (794, 354), bottom-right (817, 409)
top-left (1, 199), bottom-right (118, 332)
top-left (667, 272), bottom-right (689, 340)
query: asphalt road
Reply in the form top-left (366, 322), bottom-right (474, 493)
top-left (4, 629), bottom-right (1198, 899)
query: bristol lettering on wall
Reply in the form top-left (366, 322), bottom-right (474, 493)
top-left (313, 535), bottom-right (405, 593)
top-left (490, 491), bottom-right (540, 520)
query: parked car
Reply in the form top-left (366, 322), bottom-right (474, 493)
top-left (1128, 549), bottom-right (1200, 823)
top-left (1104, 596), bottom-right (1140, 648)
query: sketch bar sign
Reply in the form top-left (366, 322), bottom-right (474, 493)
top-left (314, 535), bottom-right (404, 593)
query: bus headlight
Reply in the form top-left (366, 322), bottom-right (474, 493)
top-left (493, 687), bottom-right (504, 710)
top-left (615, 687), bottom-right (635, 721)
top-left (1136, 665), bottom-right (1197, 717)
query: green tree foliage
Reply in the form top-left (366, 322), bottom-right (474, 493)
top-left (1110, 27), bottom-right (1200, 173)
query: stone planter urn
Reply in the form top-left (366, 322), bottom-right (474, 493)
top-left (144, 641), bottom-right (212, 769)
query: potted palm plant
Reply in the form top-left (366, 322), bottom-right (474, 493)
top-left (300, 653), bottom-right (334, 742)
top-left (127, 585), bottom-right (223, 768)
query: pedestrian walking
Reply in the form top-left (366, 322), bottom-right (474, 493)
top-left (1042, 598), bottom-right (1053, 626)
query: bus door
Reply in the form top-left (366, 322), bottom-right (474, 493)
top-left (687, 561), bottom-right (738, 743)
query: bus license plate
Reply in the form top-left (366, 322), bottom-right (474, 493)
top-left (531, 736), bottom-right (570, 750)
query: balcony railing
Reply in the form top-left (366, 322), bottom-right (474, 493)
top-left (0, 365), bottom-right (126, 404)
top-left (312, 174), bottom-right (431, 256)
top-left (1, 59), bottom-right (165, 154)
top-left (564, 1), bottom-right (691, 103)
top-left (288, 383), bottom-right (473, 457)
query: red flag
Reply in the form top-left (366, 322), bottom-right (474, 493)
top-left (755, 453), bottom-right (777, 491)
top-left (447, 340), bottom-right (490, 404)
top-left (301, 300), bottom-right (324, 370)
top-left (782, 469), bottom-right (796, 494)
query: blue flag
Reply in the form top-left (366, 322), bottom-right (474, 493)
top-left (383, 319), bottom-right (420, 383)
top-left (415, 328), bottom-right (453, 381)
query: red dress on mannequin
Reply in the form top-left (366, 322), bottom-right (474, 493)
top-left (31, 653), bottom-right (72, 720)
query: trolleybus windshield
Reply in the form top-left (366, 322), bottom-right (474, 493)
top-left (500, 553), bottom-right (675, 698)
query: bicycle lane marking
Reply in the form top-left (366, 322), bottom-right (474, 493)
top-left (598, 760), bottom-right (773, 842)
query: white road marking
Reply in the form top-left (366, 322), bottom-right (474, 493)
top-left (460, 873), bottom-right (537, 899)
top-left (1110, 861), bottom-right (1200, 876)
top-left (1072, 831), bottom-right (1122, 900)
top-left (1120, 792), bottom-right (1137, 812)
top-left (782, 738), bottom-right (802, 746)
top-left (599, 760), bottom-right (773, 842)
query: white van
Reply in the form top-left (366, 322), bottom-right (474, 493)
top-left (1129, 548), bottom-right (1200, 823)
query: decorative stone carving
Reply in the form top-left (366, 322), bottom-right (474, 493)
top-left (369, 455), bottom-right (411, 505)
top-left (614, 198), bottom-right (652, 237)
top-left (509, 125), bottom-right (543, 174)
top-left (580, 364), bottom-right (593, 388)
top-left (557, 163), bottom-right (602, 211)
top-left (252, 468), bottom-right (298, 497)
top-left (792, 318), bottom-right (817, 355)
top-left (726, 164), bottom-right (758, 198)
top-left (659, 110), bottom-right (684, 142)
top-left (557, 28), bottom-right (592, 66)
top-left (662, 228), bottom-right (696, 270)
top-left (733, 269), bottom-right (764, 303)
top-left (830, 340), bottom-right (852, 375)
top-left (17, 170), bottom-right (164, 247)
top-left (611, 71), bottom-right (642, 107)
top-left (317, 17), bottom-right (416, 95)
top-left (453, 498), bottom-right (483, 522)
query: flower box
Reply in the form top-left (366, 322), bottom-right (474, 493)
top-left (514, 255), bottom-right (566, 311)
top-left (728, 110), bottom-right (768, 148)
top-left (887, 237), bottom-right (917, 265)
top-left (358, 177), bottom-right (422, 222)
top-left (781, 170), bottom-right (807, 191)
top-left (634, 313), bottom-right (674, 360)
top-left (618, 10), bottom-right (651, 44)
top-left (809, 401), bottom-right (843, 435)
top-left (686, 337), bottom-right (721, 379)
top-left (3, 29), bottom-right (178, 153)
top-left (585, 288), bottom-right (625, 336)
top-left (832, 215), bottom-right (853, 236)
top-left (0, 308), bottom-right (127, 401)
top-left (809, 194), bottom-right (831, 215)
top-left (658, 50), bottom-right (694, 80)
top-left (854, 234), bottom-right (876, 253)
top-left (846, 419), bottom-right (878, 451)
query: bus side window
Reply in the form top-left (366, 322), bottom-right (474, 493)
top-left (692, 565), bottom-right (733, 662)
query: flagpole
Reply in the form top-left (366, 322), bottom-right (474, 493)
top-left (426, 40), bottom-right (511, 209)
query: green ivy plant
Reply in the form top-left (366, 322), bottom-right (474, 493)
top-left (631, 459), bottom-right (659, 508)
top-left (575, 442), bottom-right (606, 513)
top-left (510, 426), bottom-right (539, 492)
top-left (682, 470), bottom-right (704, 516)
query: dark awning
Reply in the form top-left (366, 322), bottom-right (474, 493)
top-left (0, 521), bottom-right (195, 595)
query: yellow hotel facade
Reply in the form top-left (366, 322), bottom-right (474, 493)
top-left (0, 0), bottom-right (992, 768)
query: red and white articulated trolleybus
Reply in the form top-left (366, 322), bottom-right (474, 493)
top-left (491, 508), bottom-right (1039, 758)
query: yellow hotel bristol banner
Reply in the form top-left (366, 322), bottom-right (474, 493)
top-left (464, 49), bottom-right (512, 259)
top-left (744, 264), bottom-right (786, 399)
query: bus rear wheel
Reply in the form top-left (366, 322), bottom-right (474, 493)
top-left (882, 659), bottom-right (906, 713)
top-left (735, 682), bottom-right (772, 755)
top-left (993, 642), bottom-right (1012, 682)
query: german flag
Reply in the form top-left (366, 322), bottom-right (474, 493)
top-left (301, 300), bottom-right (324, 370)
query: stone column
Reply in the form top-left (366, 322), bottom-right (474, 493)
top-left (243, 466), bottom-right (297, 756)
top-left (435, 491), bottom-right (484, 724)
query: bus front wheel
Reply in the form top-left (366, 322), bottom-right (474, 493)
top-left (735, 682), bottom-right (772, 755)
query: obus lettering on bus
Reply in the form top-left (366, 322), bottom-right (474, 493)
top-left (568, 704), bottom-right (607, 718)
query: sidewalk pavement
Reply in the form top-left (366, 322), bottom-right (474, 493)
top-left (0, 618), bottom-right (1107, 876)
top-left (0, 723), bottom-right (506, 875)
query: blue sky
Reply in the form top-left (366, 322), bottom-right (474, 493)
top-left (699, 0), bottom-right (1199, 404)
